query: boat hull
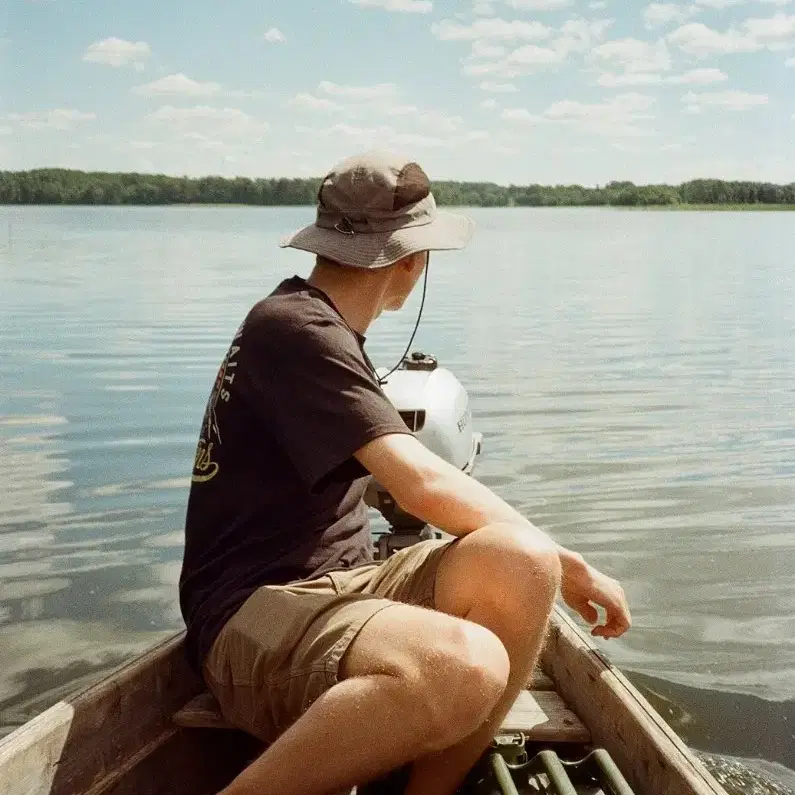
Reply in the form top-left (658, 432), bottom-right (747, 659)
top-left (0, 609), bottom-right (728, 795)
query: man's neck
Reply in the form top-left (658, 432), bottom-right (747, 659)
top-left (306, 266), bottom-right (389, 336)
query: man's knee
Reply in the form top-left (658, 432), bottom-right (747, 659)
top-left (418, 619), bottom-right (509, 749)
top-left (488, 523), bottom-right (562, 590)
top-left (340, 606), bottom-right (509, 752)
top-left (437, 523), bottom-right (562, 621)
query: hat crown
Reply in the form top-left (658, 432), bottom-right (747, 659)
top-left (319, 151), bottom-right (431, 220)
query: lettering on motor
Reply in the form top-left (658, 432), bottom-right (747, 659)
top-left (456, 402), bottom-right (471, 434)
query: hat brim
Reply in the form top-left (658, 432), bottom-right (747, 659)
top-left (278, 210), bottom-right (474, 269)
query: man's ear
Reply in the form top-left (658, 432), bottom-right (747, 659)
top-left (397, 254), bottom-right (417, 272)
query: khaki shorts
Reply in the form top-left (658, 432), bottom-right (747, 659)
top-left (202, 538), bottom-right (455, 743)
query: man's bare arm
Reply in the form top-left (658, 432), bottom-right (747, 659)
top-left (355, 432), bottom-right (631, 638)
top-left (356, 432), bottom-right (535, 538)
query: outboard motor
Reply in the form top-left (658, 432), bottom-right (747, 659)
top-left (365, 352), bottom-right (482, 558)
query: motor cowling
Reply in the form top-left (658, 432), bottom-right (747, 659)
top-left (365, 352), bottom-right (482, 536)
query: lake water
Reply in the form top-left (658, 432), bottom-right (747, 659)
top-left (1, 206), bottom-right (793, 791)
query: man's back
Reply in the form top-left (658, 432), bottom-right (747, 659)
top-left (175, 151), bottom-right (629, 795)
top-left (179, 275), bottom-right (410, 671)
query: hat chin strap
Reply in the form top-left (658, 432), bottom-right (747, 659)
top-left (378, 263), bottom-right (429, 386)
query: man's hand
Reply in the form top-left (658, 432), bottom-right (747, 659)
top-left (558, 551), bottom-right (631, 639)
top-left (354, 434), bottom-right (632, 640)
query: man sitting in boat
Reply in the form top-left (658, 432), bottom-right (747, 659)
top-left (179, 151), bottom-right (631, 795)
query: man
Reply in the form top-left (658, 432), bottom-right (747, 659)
top-left (179, 151), bottom-right (630, 795)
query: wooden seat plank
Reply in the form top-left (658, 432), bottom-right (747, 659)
top-left (527, 669), bottom-right (555, 691)
top-left (500, 689), bottom-right (590, 743)
top-left (174, 692), bottom-right (235, 730)
top-left (175, 683), bottom-right (589, 744)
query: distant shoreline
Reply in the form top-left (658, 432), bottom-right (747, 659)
top-left (5, 203), bottom-right (795, 211)
top-left (2, 168), bottom-right (794, 209)
top-left (5, 202), bottom-right (795, 210)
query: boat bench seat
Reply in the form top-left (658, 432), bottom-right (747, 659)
top-left (173, 670), bottom-right (590, 744)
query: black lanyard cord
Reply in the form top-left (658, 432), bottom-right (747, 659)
top-left (378, 262), bottom-right (429, 386)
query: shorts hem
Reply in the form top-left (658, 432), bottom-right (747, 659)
top-left (323, 600), bottom-right (400, 687)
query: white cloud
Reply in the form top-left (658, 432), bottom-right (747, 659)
top-left (348, 0), bottom-right (433, 12)
top-left (668, 14), bottom-right (795, 56)
top-left (589, 0), bottom-right (608, 7)
top-left (548, 93), bottom-right (658, 136)
top-left (598, 72), bottom-right (665, 86)
top-left (145, 105), bottom-right (270, 139)
top-left (694, 0), bottom-right (791, 7)
top-left (146, 107), bottom-right (238, 122)
top-left (501, 107), bottom-right (541, 123)
top-left (481, 98), bottom-right (499, 108)
top-left (317, 81), bottom-right (398, 100)
top-left (473, 0), bottom-right (497, 13)
top-left (786, 54), bottom-right (795, 62)
top-left (287, 84), bottom-right (464, 140)
top-left (463, 43), bottom-right (566, 78)
top-left (432, 17), bottom-right (551, 41)
top-left (8, 109), bottom-right (96, 131)
top-left (289, 93), bottom-right (343, 112)
top-left (82, 37), bottom-right (151, 69)
top-left (743, 13), bottom-right (795, 46)
top-left (546, 92), bottom-right (654, 117)
top-left (457, 17), bottom-right (611, 78)
top-left (668, 66), bottom-right (729, 82)
top-left (593, 37), bottom-right (672, 72)
top-left (329, 123), bottom-right (377, 138)
top-left (375, 106), bottom-right (466, 134)
top-left (682, 89), bottom-right (769, 110)
top-left (294, 118), bottom-right (480, 152)
top-left (264, 28), bottom-right (286, 43)
top-left (228, 89), bottom-right (266, 99)
top-left (502, 92), bottom-right (657, 137)
top-left (391, 132), bottom-right (449, 148)
top-left (0, 126), bottom-right (12, 136)
top-left (644, 3), bottom-right (698, 29)
top-left (132, 73), bottom-right (221, 97)
top-left (506, 0), bottom-right (573, 9)
top-left (692, 0), bottom-right (744, 7)
top-left (668, 21), bottom-right (757, 53)
top-left (462, 130), bottom-right (491, 141)
top-left (480, 80), bottom-right (519, 91)
top-left (385, 104), bottom-right (419, 115)
top-left (555, 17), bottom-right (614, 54)
top-left (597, 66), bottom-right (727, 85)
top-left (471, 40), bottom-right (508, 58)
top-left (509, 43), bottom-right (569, 65)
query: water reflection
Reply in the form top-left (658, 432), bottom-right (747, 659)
top-left (0, 414), bottom-right (71, 527)
top-left (0, 207), bottom-right (793, 793)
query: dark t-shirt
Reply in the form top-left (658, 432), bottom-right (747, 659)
top-left (179, 276), bottom-right (412, 671)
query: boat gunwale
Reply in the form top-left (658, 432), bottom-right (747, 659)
top-left (0, 616), bottom-right (729, 795)
top-left (542, 606), bottom-right (728, 795)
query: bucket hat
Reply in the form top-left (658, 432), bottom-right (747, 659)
top-left (279, 150), bottom-right (474, 268)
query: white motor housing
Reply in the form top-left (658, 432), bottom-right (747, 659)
top-left (365, 352), bottom-right (482, 533)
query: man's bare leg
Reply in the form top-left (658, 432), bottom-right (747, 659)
top-left (403, 522), bottom-right (561, 795)
top-left (216, 605), bottom-right (509, 795)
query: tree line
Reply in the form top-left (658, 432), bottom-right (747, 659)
top-left (2, 169), bottom-right (795, 207)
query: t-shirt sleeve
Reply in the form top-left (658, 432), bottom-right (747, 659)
top-left (248, 316), bottom-right (413, 491)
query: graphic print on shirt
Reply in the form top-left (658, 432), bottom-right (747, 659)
top-left (192, 324), bottom-right (243, 483)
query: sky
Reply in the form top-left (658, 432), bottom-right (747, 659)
top-left (2, 0), bottom-right (794, 186)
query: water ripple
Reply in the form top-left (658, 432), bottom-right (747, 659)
top-left (1, 206), bottom-right (793, 782)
